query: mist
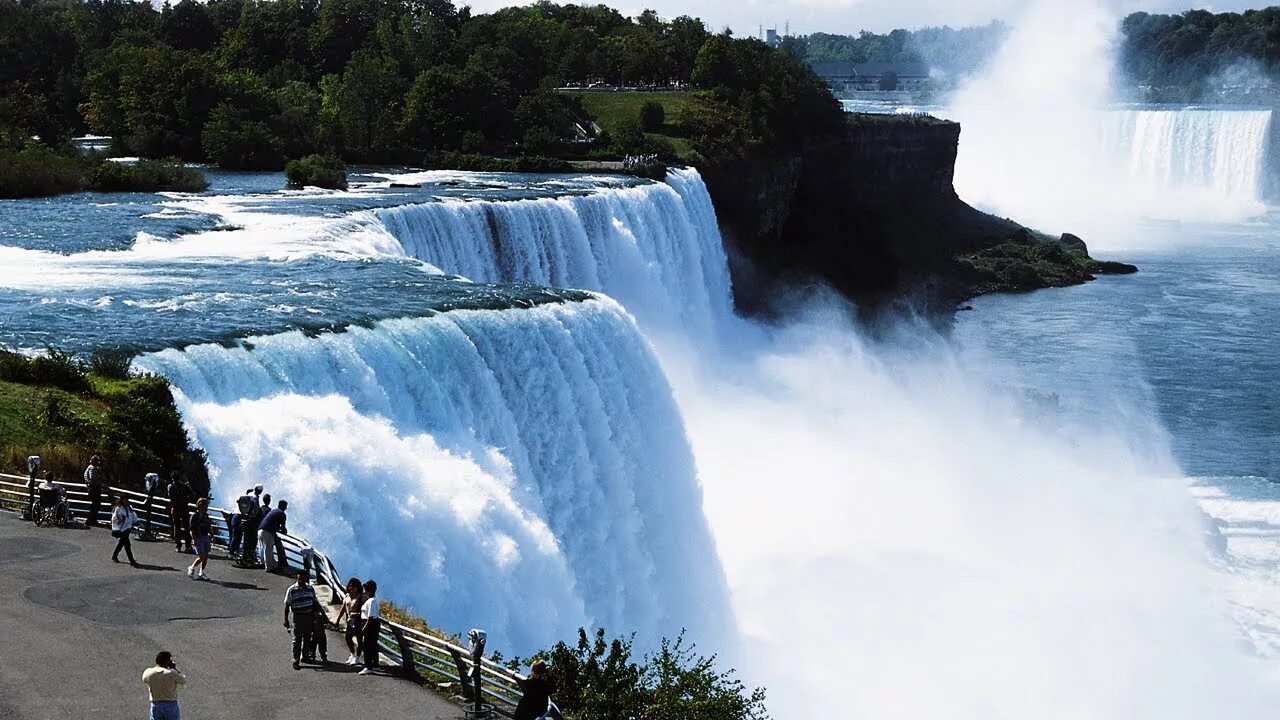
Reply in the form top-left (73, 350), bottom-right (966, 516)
top-left (949, 0), bottom-right (1271, 241)
top-left (655, 292), bottom-right (1280, 718)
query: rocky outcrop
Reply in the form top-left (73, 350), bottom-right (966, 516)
top-left (699, 115), bottom-right (1129, 311)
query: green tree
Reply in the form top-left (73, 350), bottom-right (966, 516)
top-left (639, 100), bottom-right (665, 132)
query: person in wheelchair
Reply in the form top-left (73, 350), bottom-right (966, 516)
top-left (34, 475), bottom-right (70, 527)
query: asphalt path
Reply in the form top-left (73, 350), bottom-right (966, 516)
top-left (0, 511), bottom-right (459, 719)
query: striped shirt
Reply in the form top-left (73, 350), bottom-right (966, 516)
top-left (284, 584), bottom-right (317, 613)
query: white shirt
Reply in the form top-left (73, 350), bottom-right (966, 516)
top-left (360, 596), bottom-right (380, 620)
top-left (111, 506), bottom-right (137, 533)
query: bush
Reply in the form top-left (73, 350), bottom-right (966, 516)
top-left (0, 143), bottom-right (84, 198)
top-left (285, 154), bottom-right (347, 190)
top-left (85, 159), bottom-right (208, 193)
top-left (639, 101), bottom-right (666, 132)
top-left (88, 350), bottom-right (135, 380)
top-left (526, 628), bottom-right (767, 720)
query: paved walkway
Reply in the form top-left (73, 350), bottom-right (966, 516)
top-left (0, 511), bottom-right (459, 719)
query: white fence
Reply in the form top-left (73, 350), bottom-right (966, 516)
top-left (0, 472), bottom-right (527, 712)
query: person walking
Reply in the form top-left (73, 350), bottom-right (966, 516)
top-left (84, 455), bottom-right (104, 527)
top-left (142, 651), bottom-right (186, 720)
top-left (358, 579), bottom-right (381, 675)
top-left (186, 498), bottom-right (212, 580)
top-left (258, 499), bottom-right (288, 573)
top-left (283, 572), bottom-right (319, 670)
top-left (110, 496), bottom-right (138, 566)
top-left (336, 577), bottom-right (365, 665)
top-left (514, 660), bottom-right (556, 720)
top-left (167, 473), bottom-right (193, 553)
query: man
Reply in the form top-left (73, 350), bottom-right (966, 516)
top-left (283, 572), bottom-right (319, 670)
top-left (37, 473), bottom-right (68, 525)
top-left (228, 485), bottom-right (262, 558)
top-left (258, 499), bottom-right (288, 573)
top-left (84, 455), bottom-right (104, 527)
top-left (167, 473), bottom-right (193, 553)
top-left (142, 651), bottom-right (186, 720)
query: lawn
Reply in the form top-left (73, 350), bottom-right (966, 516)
top-left (565, 91), bottom-right (697, 159)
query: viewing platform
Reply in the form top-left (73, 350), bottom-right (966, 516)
top-left (0, 509), bottom-right (459, 719)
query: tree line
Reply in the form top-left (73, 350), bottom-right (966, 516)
top-left (783, 23), bottom-right (1007, 86)
top-left (0, 0), bottom-right (842, 171)
top-left (1119, 8), bottom-right (1280, 101)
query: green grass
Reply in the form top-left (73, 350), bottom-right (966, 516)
top-left (566, 91), bottom-right (696, 159)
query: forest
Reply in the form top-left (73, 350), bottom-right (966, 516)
top-left (0, 0), bottom-right (842, 177)
top-left (1119, 8), bottom-right (1280, 100)
top-left (784, 23), bottom-right (1007, 85)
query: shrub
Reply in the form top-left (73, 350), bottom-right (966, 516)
top-left (285, 154), bottom-right (347, 190)
top-left (85, 159), bottom-right (209, 193)
top-left (28, 349), bottom-right (91, 394)
top-left (639, 101), bottom-right (666, 132)
top-left (88, 350), bottom-right (135, 380)
top-left (526, 628), bottom-right (767, 720)
top-left (0, 143), bottom-right (83, 198)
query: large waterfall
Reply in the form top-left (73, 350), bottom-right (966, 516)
top-left (375, 168), bottom-right (734, 336)
top-left (1103, 108), bottom-right (1273, 206)
top-left (135, 298), bottom-right (733, 654)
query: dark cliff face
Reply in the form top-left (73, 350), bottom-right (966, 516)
top-left (700, 118), bottom-right (1023, 310)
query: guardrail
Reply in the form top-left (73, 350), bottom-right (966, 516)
top-left (0, 472), bottom-right (527, 713)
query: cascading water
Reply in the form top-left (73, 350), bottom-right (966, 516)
top-left (1103, 108), bottom-right (1273, 206)
top-left (375, 168), bottom-right (734, 337)
top-left (134, 298), bottom-right (733, 655)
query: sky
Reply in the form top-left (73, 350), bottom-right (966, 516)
top-left (461, 0), bottom-right (1273, 37)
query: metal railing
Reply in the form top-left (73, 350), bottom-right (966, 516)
top-left (0, 472), bottom-right (527, 711)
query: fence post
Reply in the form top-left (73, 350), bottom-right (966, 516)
top-left (391, 626), bottom-right (418, 680)
top-left (449, 647), bottom-right (474, 700)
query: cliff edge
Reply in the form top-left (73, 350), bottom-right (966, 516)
top-left (700, 114), bottom-right (1135, 311)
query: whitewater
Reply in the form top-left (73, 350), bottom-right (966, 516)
top-left (119, 161), bottom-right (1280, 717)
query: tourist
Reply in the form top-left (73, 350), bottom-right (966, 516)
top-left (336, 577), bottom-right (365, 665)
top-left (142, 651), bottom-right (186, 720)
top-left (37, 473), bottom-right (68, 525)
top-left (186, 498), bottom-right (212, 580)
top-left (167, 472), bottom-right (193, 553)
top-left (228, 485), bottom-right (261, 558)
top-left (110, 495), bottom-right (138, 566)
top-left (283, 571), bottom-right (319, 670)
top-left (84, 455), bottom-right (104, 527)
top-left (358, 579), bottom-right (381, 675)
top-left (258, 499), bottom-right (288, 573)
top-left (514, 660), bottom-right (556, 720)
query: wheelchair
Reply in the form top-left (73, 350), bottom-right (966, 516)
top-left (32, 490), bottom-right (70, 528)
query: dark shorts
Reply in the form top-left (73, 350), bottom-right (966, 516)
top-left (193, 534), bottom-right (211, 556)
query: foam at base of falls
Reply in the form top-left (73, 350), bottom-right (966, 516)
top-left (135, 299), bottom-right (732, 654)
top-left (376, 168), bottom-right (734, 337)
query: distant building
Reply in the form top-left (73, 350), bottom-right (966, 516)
top-left (766, 28), bottom-right (779, 47)
top-left (808, 61), bottom-right (930, 93)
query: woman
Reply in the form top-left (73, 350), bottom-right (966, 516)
top-left (186, 497), bottom-right (212, 581)
top-left (110, 496), bottom-right (138, 566)
top-left (514, 660), bottom-right (555, 720)
top-left (335, 577), bottom-right (365, 665)
top-left (357, 579), bottom-right (380, 675)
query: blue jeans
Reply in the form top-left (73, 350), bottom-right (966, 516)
top-left (149, 700), bottom-right (180, 720)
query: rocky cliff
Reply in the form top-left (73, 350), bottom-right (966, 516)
top-left (700, 115), bottom-right (1131, 311)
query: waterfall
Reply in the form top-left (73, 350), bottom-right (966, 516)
top-left (1103, 108), bottom-right (1273, 205)
top-left (134, 298), bottom-right (733, 654)
top-left (374, 168), bottom-right (734, 337)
